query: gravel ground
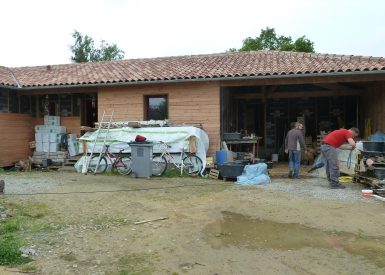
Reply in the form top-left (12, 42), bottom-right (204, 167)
top-left (260, 176), bottom-right (376, 203)
top-left (1, 168), bottom-right (385, 274)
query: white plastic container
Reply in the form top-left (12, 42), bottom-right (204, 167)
top-left (272, 154), bottom-right (279, 162)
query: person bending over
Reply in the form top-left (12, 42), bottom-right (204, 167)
top-left (320, 127), bottom-right (359, 189)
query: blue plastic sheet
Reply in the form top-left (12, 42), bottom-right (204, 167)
top-left (368, 131), bottom-right (385, 142)
top-left (236, 163), bottom-right (271, 185)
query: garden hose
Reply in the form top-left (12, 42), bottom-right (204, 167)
top-left (346, 150), bottom-right (353, 169)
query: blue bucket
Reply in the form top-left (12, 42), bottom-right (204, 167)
top-left (216, 150), bottom-right (228, 165)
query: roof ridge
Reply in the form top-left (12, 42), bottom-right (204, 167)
top-left (7, 50), bottom-right (385, 70)
top-left (269, 50), bottom-right (384, 62)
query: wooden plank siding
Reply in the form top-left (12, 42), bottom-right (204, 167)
top-left (0, 113), bottom-right (34, 166)
top-left (98, 82), bottom-right (221, 155)
top-left (0, 115), bottom-right (81, 167)
top-left (61, 117), bottom-right (81, 137)
top-left (34, 116), bottom-right (81, 137)
top-left (361, 82), bottom-right (385, 137)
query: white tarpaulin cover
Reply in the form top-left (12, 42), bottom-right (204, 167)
top-left (75, 126), bottom-right (209, 173)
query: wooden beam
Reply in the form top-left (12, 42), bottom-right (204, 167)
top-left (314, 83), bottom-right (357, 91)
top-left (18, 87), bottom-right (98, 96)
top-left (220, 74), bottom-right (385, 87)
top-left (233, 89), bottom-right (363, 100)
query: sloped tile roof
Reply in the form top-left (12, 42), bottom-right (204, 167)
top-left (0, 66), bottom-right (18, 87)
top-left (2, 51), bottom-right (385, 88)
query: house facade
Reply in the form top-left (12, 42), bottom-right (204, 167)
top-left (1, 51), bottom-right (385, 167)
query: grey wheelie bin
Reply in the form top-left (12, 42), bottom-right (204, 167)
top-left (129, 142), bottom-right (153, 177)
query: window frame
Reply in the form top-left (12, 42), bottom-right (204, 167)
top-left (144, 94), bottom-right (168, 121)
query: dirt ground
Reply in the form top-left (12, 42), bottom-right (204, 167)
top-left (1, 164), bottom-right (385, 275)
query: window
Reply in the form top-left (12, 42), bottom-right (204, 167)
top-left (8, 91), bottom-right (18, 113)
top-left (0, 90), bottom-right (9, 112)
top-left (20, 95), bottom-right (31, 114)
top-left (145, 95), bottom-right (168, 120)
top-left (59, 94), bottom-right (72, 116)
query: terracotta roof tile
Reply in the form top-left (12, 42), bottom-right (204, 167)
top-left (0, 66), bottom-right (17, 87)
top-left (1, 50), bottom-right (385, 88)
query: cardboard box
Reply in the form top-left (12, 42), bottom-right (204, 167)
top-left (35, 133), bottom-right (43, 142)
top-left (43, 142), bottom-right (50, 153)
top-left (36, 142), bottom-right (43, 152)
top-left (68, 141), bottom-right (80, 157)
top-left (44, 115), bottom-right (60, 126)
top-left (49, 142), bottom-right (60, 153)
top-left (43, 133), bottom-right (50, 143)
top-left (49, 133), bottom-right (61, 143)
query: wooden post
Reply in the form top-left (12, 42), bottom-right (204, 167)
top-left (189, 136), bottom-right (197, 154)
top-left (82, 141), bottom-right (87, 156)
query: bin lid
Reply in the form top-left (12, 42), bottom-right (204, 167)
top-left (129, 141), bottom-right (153, 146)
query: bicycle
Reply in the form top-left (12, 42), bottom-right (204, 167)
top-left (88, 144), bottom-right (132, 175)
top-left (152, 141), bottom-right (203, 176)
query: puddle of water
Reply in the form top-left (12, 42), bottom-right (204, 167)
top-left (203, 211), bottom-right (385, 267)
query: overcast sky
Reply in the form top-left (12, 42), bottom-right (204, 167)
top-left (1, 0), bottom-right (384, 67)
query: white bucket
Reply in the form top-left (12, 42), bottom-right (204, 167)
top-left (272, 154), bottom-right (279, 162)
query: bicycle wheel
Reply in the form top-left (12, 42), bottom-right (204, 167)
top-left (182, 155), bottom-right (203, 176)
top-left (115, 157), bottom-right (132, 175)
top-left (152, 155), bottom-right (167, 176)
top-left (88, 156), bottom-right (108, 174)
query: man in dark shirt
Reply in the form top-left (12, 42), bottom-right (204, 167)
top-left (321, 127), bottom-right (359, 189)
top-left (285, 122), bottom-right (306, 179)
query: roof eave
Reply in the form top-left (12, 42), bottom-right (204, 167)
top-left (10, 70), bottom-right (385, 91)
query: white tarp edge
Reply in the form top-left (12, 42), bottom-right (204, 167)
top-left (75, 126), bottom-right (209, 173)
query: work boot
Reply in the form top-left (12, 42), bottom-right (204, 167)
top-left (288, 170), bottom-right (293, 178)
top-left (330, 183), bottom-right (346, 189)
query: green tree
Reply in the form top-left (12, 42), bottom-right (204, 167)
top-left (70, 30), bottom-right (125, 63)
top-left (231, 27), bottom-right (315, 53)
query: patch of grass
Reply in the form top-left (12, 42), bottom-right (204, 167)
top-left (60, 252), bottom-right (77, 262)
top-left (163, 168), bottom-right (184, 177)
top-left (0, 218), bottom-right (21, 234)
top-left (357, 228), bottom-right (364, 239)
top-left (163, 168), bottom-right (199, 178)
top-left (103, 170), bottom-right (124, 176)
top-left (117, 253), bottom-right (154, 275)
top-left (20, 263), bottom-right (37, 273)
top-left (30, 222), bottom-right (65, 233)
top-left (13, 202), bottom-right (48, 219)
top-left (0, 236), bottom-right (31, 265)
top-left (0, 199), bottom-right (40, 266)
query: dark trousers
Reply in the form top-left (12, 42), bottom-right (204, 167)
top-left (320, 143), bottom-right (339, 186)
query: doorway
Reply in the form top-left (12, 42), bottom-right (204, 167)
top-left (81, 94), bottom-right (97, 127)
